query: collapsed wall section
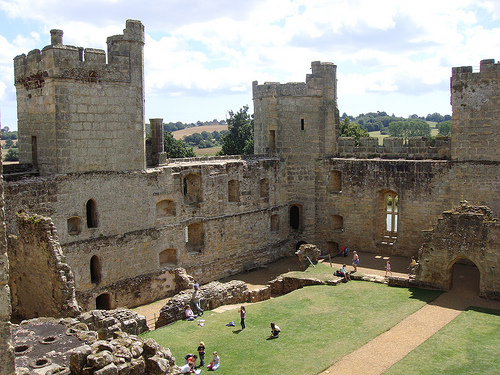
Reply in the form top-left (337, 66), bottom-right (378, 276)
top-left (8, 212), bottom-right (81, 320)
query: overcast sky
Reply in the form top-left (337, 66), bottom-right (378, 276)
top-left (1, 0), bottom-right (499, 130)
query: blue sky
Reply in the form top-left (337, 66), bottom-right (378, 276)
top-left (1, 0), bottom-right (499, 130)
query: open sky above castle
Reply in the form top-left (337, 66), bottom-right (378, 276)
top-left (0, 0), bottom-right (499, 130)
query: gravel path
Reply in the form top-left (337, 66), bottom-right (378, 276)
top-left (319, 263), bottom-right (500, 375)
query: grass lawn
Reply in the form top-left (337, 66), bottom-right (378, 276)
top-left (142, 282), bottom-right (441, 374)
top-left (384, 307), bottom-right (500, 375)
top-left (282, 261), bottom-right (344, 281)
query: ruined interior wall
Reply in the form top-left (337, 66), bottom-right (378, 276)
top-left (417, 202), bottom-right (500, 299)
top-left (4, 157), bottom-right (292, 310)
top-left (0, 153), bottom-right (15, 375)
top-left (8, 212), bottom-right (80, 320)
top-left (313, 158), bottom-right (500, 257)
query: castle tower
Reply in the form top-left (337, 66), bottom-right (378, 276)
top-left (450, 59), bottom-right (500, 162)
top-left (252, 61), bottom-right (339, 240)
top-left (14, 20), bottom-right (146, 175)
top-left (252, 61), bottom-right (339, 157)
top-left (150, 118), bottom-right (164, 166)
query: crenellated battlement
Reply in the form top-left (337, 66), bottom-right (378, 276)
top-left (253, 61), bottom-right (336, 100)
top-left (14, 19), bottom-right (144, 90)
top-left (338, 136), bottom-right (451, 159)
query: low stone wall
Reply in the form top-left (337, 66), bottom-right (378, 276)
top-left (77, 309), bottom-right (149, 339)
top-left (155, 280), bottom-right (250, 328)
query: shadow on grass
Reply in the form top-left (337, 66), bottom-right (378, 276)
top-left (408, 288), bottom-right (443, 303)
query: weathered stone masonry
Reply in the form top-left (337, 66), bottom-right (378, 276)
top-left (3, 18), bottom-right (500, 325)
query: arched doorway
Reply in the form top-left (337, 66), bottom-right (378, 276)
top-left (96, 293), bottom-right (111, 310)
top-left (450, 258), bottom-right (480, 296)
top-left (290, 205), bottom-right (302, 230)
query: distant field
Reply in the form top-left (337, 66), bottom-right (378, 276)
top-left (194, 147), bottom-right (221, 156)
top-left (171, 125), bottom-right (228, 140)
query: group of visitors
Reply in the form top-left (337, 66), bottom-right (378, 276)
top-left (181, 349), bottom-right (219, 373)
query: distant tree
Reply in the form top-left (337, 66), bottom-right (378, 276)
top-left (1, 126), bottom-right (9, 132)
top-left (4, 148), bottom-right (19, 161)
top-left (437, 120), bottom-right (451, 136)
top-left (164, 132), bottom-right (196, 158)
top-left (443, 114), bottom-right (451, 121)
top-left (4, 139), bottom-right (13, 148)
top-left (201, 131), bottom-right (211, 140)
top-left (425, 112), bottom-right (445, 123)
top-left (218, 106), bottom-right (254, 155)
top-left (388, 120), bottom-right (431, 143)
top-left (339, 118), bottom-right (369, 145)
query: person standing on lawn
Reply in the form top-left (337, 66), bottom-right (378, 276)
top-left (197, 342), bottom-right (205, 367)
top-left (352, 251), bottom-right (359, 272)
top-left (239, 306), bottom-right (246, 330)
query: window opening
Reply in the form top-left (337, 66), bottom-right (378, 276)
top-left (86, 199), bottom-right (98, 228)
top-left (159, 249), bottom-right (177, 267)
top-left (67, 216), bottom-right (82, 235)
top-left (379, 190), bottom-right (398, 245)
top-left (290, 205), bottom-right (301, 230)
top-left (228, 180), bottom-right (239, 202)
top-left (329, 170), bottom-right (342, 192)
top-left (260, 178), bottom-right (269, 198)
top-left (271, 214), bottom-right (279, 231)
top-left (183, 174), bottom-right (203, 204)
top-left (156, 200), bottom-right (176, 218)
top-left (331, 215), bottom-right (343, 231)
top-left (90, 255), bottom-right (101, 284)
top-left (301, 118), bottom-right (305, 131)
top-left (269, 130), bottom-right (276, 153)
top-left (186, 223), bottom-right (204, 253)
top-left (31, 136), bottom-right (38, 167)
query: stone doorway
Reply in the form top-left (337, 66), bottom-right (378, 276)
top-left (96, 293), bottom-right (111, 310)
top-left (450, 260), bottom-right (480, 296)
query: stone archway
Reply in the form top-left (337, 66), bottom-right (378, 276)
top-left (450, 258), bottom-right (480, 296)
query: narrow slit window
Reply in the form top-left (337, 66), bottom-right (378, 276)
top-left (301, 118), bottom-right (305, 130)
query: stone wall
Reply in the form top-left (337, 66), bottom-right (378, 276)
top-left (14, 20), bottom-right (145, 175)
top-left (416, 201), bottom-right (500, 299)
top-left (4, 157), bottom-right (293, 310)
top-left (0, 152), bottom-right (14, 375)
top-left (451, 59), bottom-right (500, 162)
top-left (8, 212), bottom-right (81, 320)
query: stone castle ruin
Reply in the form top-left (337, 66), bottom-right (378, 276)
top-left (1, 18), bottom-right (500, 374)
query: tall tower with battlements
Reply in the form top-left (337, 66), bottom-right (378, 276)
top-left (14, 19), bottom-right (146, 175)
top-left (450, 58), bottom-right (500, 162)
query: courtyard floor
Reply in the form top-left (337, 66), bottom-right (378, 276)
top-left (133, 252), bottom-right (500, 374)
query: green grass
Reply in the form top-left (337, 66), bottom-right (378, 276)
top-left (142, 283), bottom-right (441, 374)
top-left (283, 261), bottom-right (343, 281)
top-left (384, 307), bottom-right (500, 375)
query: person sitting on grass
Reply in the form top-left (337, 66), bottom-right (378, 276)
top-left (207, 351), bottom-right (220, 371)
top-left (185, 305), bottom-right (196, 321)
top-left (339, 264), bottom-right (351, 281)
top-left (269, 322), bottom-right (280, 339)
top-left (187, 354), bottom-right (198, 372)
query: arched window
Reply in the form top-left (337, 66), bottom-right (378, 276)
top-left (159, 249), bottom-right (177, 267)
top-left (156, 200), bottom-right (176, 218)
top-left (377, 190), bottom-right (398, 244)
top-left (67, 216), bottom-right (82, 235)
top-left (290, 204), bottom-right (302, 230)
top-left (96, 293), bottom-right (111, 310)
top-left (90, 255), bottom-right (101, 284)
top-left (86, 199), bottom-right (98, 228)
top-left (228, 180), bottom-right (239, 202)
